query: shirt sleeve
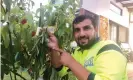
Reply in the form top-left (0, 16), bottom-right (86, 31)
top-left (88, 50), bottom-right (128, 80)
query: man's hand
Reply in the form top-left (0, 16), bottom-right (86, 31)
top-left (60, 51), bottom-right (74, 67)
top-left (47, 32), bottom-right (74, 67)
top-left (47, 32), bottom-right (62, 68)
top-left (53, 48), bottom-right (90, 80)
top-left (52, 48), bottom-right (75, 67)
top-left (47, 32), bottom-right (59, 49)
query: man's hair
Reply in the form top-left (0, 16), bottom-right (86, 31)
top-left (72, 15), bottom-right (97, 28)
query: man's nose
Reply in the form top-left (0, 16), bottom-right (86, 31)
top-left (79, 30), bottom-right (85, 36)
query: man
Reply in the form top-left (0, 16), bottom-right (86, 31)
top-left (48, 15), bottom-right (128, 80)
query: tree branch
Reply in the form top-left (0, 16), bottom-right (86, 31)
top-left (10, 70), bottom-right (27, 80)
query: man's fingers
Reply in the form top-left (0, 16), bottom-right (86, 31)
top-left (52, 47), bottom-right (64, 54)
top-left (48, 32), bottom-right (56, 41)
top-left (48, 31), bottom-right (54, 37)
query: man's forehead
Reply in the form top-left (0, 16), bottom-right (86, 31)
top-left (74, 19), bottom-right (92, 28)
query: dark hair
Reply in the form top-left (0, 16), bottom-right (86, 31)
top-left (72, 15), bottom-right (97, 28)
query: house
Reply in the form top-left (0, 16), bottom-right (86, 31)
top-left (79, 0), bottom-right (133, 51)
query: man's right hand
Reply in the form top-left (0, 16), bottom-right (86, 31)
top-left (47, 32), bottom-right (59, 49)
top-left (47, 32), bottom-right (62, 68)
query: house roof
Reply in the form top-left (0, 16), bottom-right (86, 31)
top-left (116, 0), bottom-right (133, 12)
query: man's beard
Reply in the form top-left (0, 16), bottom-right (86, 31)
top-left (77, 36), bottom-right (96, 49)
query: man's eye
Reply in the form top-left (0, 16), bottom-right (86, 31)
top-left (74, 28), bottom-right (80, 32)
top-left (84, 26), bottom-right (91, 30)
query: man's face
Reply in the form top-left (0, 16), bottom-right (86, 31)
top-left (73, 19), bottom-right (97, 48)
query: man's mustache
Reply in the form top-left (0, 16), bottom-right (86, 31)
top-left (78, 36), bottom-right (88, 40)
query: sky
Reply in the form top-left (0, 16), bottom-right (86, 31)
top-left (31, 0), bottom-right (48, 12)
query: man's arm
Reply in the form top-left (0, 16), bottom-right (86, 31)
top-left (55, 48), bottom-right (91, 80)
top-left (68, 58), bottom-right (90, 80)
top-left (47, 33), bottom-right (70, 77)
top-left (68, 51), bottom-right (127, 80)
top-left (50, 49), bottom-right (62, 68)
top-left (47, 33), bottom-right (62, 68)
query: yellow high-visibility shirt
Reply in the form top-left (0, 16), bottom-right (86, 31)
top-left (57, 40), bottom-right (128, 80)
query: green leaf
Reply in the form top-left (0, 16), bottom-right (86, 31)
top-left (25, 12), bottom-right (33, 26)
top-left (9, 23), bottom-right (14, 33)
top-left (14, 24), bottom-right (21, 33)
top-left (1, 65), bottom-right (10, 75)
top-left (1, 26), bottom-right (10, 48)
top-left (21, 25), bottom-right (32, 46)
top-left (10, 7), bottom-right (23, 14)
top-left (1, 4), bottom-right (6, 15)
top-left (50, 68), bottom-right (60, 80)
top-left (15, 52), bottom-right (20, 61)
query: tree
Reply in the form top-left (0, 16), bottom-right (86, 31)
top-left (1, 0), bottom-right (80, 79)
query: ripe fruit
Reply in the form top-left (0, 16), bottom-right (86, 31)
top-left (32, 31), bottom-right (36, 37)
top-left (21, 19), bottom-right (27, 24)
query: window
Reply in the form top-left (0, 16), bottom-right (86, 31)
top-left (119, 27), bottom-right (128, 43)
top-left (110, 2), bottom-right (122, 15)
top-left (110, 24), bottom-right (117, 42)
top-left (130, 12), bottom-right (133, 22)
top-left (110, 21), bottom-right (128, 43)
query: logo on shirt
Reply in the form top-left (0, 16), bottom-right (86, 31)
top-left (84, 57), bottom-right (94, 67)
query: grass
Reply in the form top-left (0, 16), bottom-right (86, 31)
top-left (3, 69), bottom-right (32, 80)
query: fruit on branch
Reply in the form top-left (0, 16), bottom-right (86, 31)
top-left (32, 31), bottom-right (36, 37)
top-left (21, 19), bottom-right (27, 24)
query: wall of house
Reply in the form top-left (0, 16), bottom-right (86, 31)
top-left (82, 0), bottom-right (133, 50)
top-left (129, 23), bottom-right (133, 50)
top-left (82, 0), bottom-right (129, 28)
top-left (119, 26), bottom-right (127, 42)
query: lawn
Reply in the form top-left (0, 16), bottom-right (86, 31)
top-left (3, 69), bottom-right (32, 80)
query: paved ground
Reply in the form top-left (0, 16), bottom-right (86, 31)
top-left (127, 62), bottom-right (133, 80)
